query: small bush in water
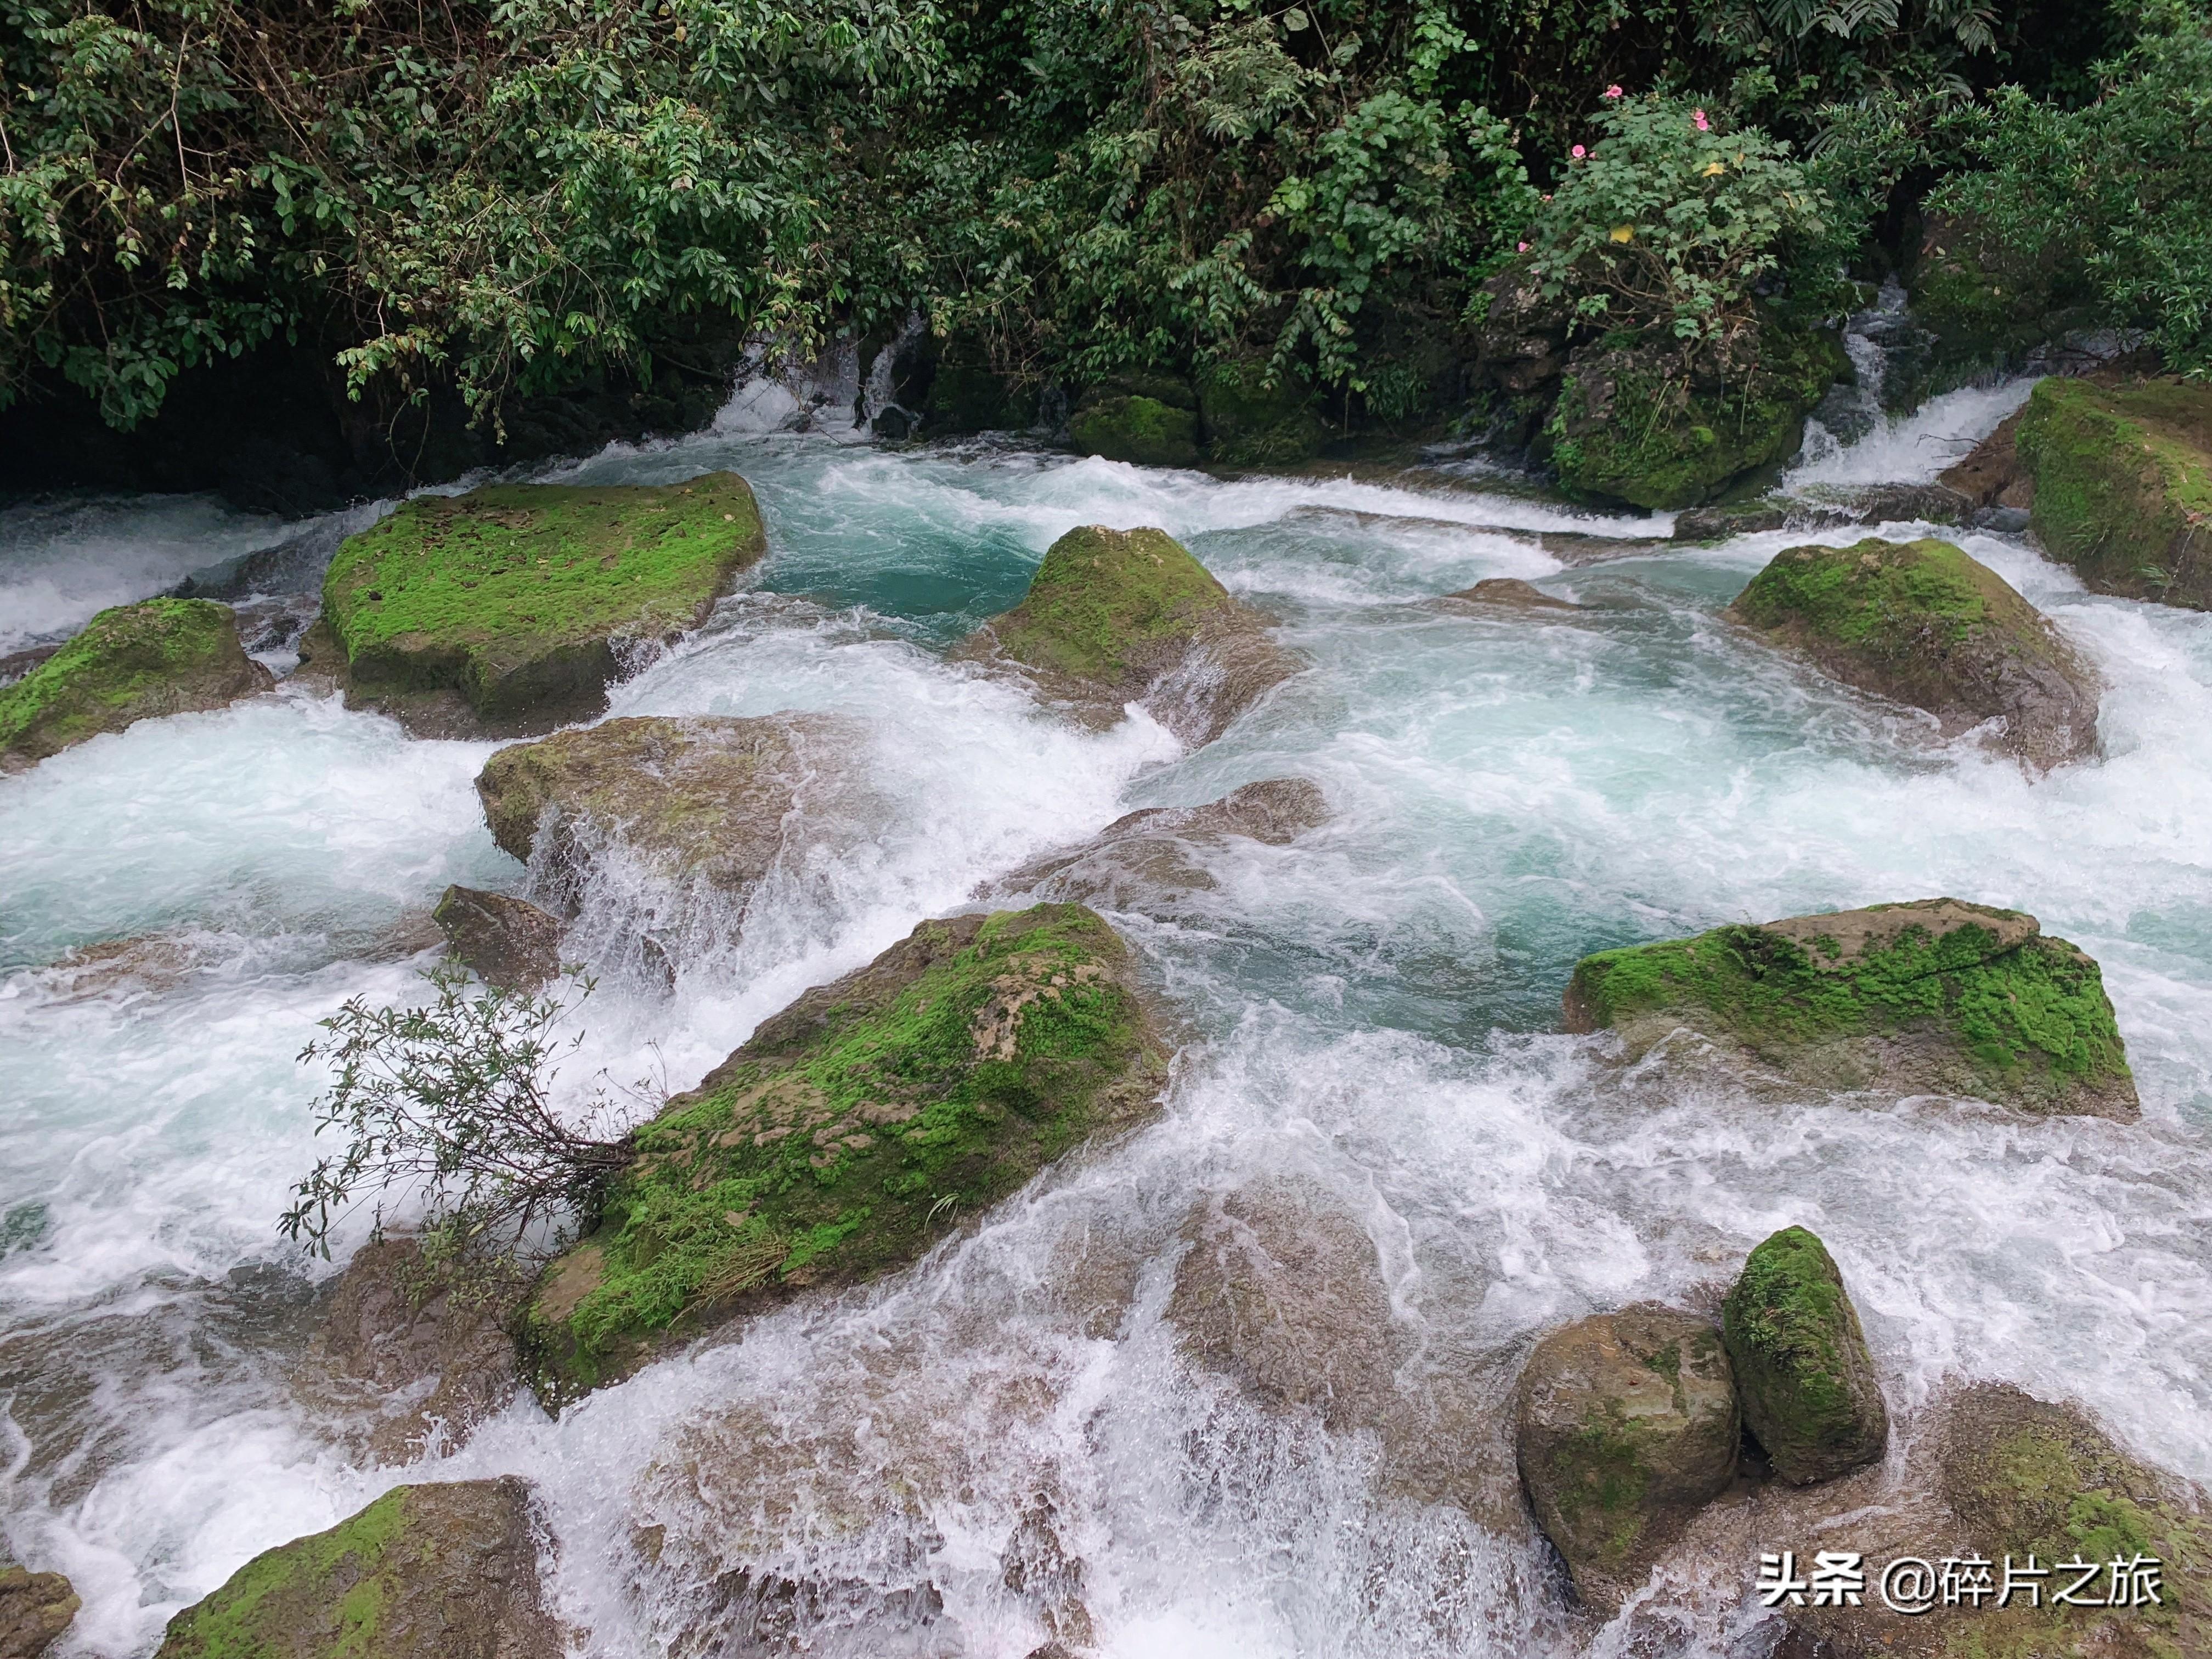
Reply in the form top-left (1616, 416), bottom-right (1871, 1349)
top-left (281, 962), bottom-right (634, 1265)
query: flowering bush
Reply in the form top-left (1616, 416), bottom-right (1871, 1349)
top-left (1519, 92), bottom-right (1837, 360)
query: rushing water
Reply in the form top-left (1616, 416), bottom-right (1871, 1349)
top-left (3, 381), bottom-right (2210, 1658)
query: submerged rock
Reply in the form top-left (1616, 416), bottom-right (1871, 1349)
top-left (997, 777), bottom-right (1328, 908)
top-left (0, 597), bottom-right (271, 771)
top-left (320, 471), bottom-right (767, 736)
top-left (1671, 484), bottom-right (1974, 544)
top-left (2015, 376), bottom-right (2212, 611)
top-left (524, 904), bottom-right (1166, 1395)
top-left (1438, 578), bottom-right (1582, 611)
top-left (1563, 898), bottom-right (2137, 1119)
top-left (1728, 537), bottom-right (2100, 773)
top-left (432, 885), bottom-right (566, 994)
top-left (1514, 1306), bottom-right (1740, 1613)
top-left (1069, 377), bottom-right (1200, 467)
top-left (0, 1565), bottom-right (78, 1659)
top-left (154, 1477), bottom-right (561, 1659)
top-left (473, 712), bottom-right (862, 907)
top-left (1196, 361), bottom-right (1325, 466)
top-left (970, 525), bottom-right (1298, 745)
top-left (1722, 1227), bottom-right (1887, 1485)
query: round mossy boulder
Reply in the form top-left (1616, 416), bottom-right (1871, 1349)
top-left (1068, 380), bottom-right (1201, 467)
top-left (1563, 898), bottom-right (2137, 1119)
top-left (1514, 1305), bottom-right (1740, 1613)
top-left (523, 903), bottom-right (1167, 1397)
top-left (1722, 1227), bottom-right (1888, 1485)
top-left (0, 597), bottom-right (270, 772)
top-left (153, 1479), bottom-right (560, 1659)
top-left (1729, 536), bottom-right (2100, 773)
top-left (320, 471), bottom-right (767, 735)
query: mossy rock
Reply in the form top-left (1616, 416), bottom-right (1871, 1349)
top-left (0, 1564), bottom-right (80, 1658)
top-left (1196, 362), bottom-right (1325, 467)
top-left (1068, 394), bottom-right (1200, 467)
top-left (0, 597), bottom-right (270, 772)
top-left (431, 885), bottom-right (565, 994)
top-left (1547, 328), bottom-right (1847, 510)
top-left (975, 526), bottom-right (1296, 745)
top-left (1514, 1305), bottom-right (1740, 1613)
top-left (1564, 898), bottom-right (2136, 1119)
top-left (154, 1478), bottom-right (560, 1659)
top-left (321, 471), bottom-right (766, 735)
top-left (2016, 377), bottom-right (2212, 612)
top-left (523, 904), bottom-right (1166, 1396)
top-left (1729, 537), bottom-right (2100, 773)
top-left (1722, 1227), bottom-right (1887, 1485)
top-left (923, 339), bottom-right (1035, 434)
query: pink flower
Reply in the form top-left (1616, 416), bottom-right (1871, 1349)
top-left (1604, 84), bottom-right (1623, 98)
top-left (1541, 193), bottom-right (1552, 202)
top-left (1571, 145), bottom-right (1585, 159)
top-left (1517, 241), bottom-right (1530, 252)
top-left (1692, 109), bottom-right (1709, 131)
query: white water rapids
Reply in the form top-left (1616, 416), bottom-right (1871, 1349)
top-left (2, 382), bottom-right (2209, 1658)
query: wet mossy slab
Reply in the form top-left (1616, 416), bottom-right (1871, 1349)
top-left (1729, 537), bottom-right (2100, 773)
top-left (321, 471), bottom-right (767, 732)
top-left (1069, 394), bottom-right (1200, 467)
top-left (0, 597), bottom-right (269, 772)
top-left (1722, 1226), bottom-right (1887, 1485)
top-left (1564, 899), bottom-right (2136, 1119)
top-left (2017, 377), bottom-right (2212, 611)
top-left (524, 904), bottom-right (1166, 1396)
top-left (154, 1478), bottom-right (559, 1659)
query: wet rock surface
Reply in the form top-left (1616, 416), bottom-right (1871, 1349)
top-left (0, 597), bottom-right (272, 772)
top-left (968, 525), bottom-right (1300, 745)
top-left (1722, 1227), bottom-right (1887, 1485)
top-left (154, 1477), bottom-right (560, 1659)
top-left (1564, 898), bottom-right (2138, 1119)
top-left (0, 1566), bottom-right (78, 1659)
top-left (432, 885), bottom-right (566, 994)
top-left (1438, 577), bottom-right (1583, 610)
top-left (1729, 537), bottom-right (2101, 773)
top-left (993, 777), bottom-right (1328, 910)
top-left (1514, 1305), bottom-right (1740, 1613)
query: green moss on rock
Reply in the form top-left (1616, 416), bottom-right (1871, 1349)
top-left (2016, 377), bottom-right (2212, 611)
top-left (1547, 328), bottom-right (1846, 510)
top-left (1069, 395), bottom-right (1200, 467)
top-left (1722, 1227), bottom-right (1887, 1485)
top-left (321, 471), bottom-right (766, 731)
top-left (154, 1479), bottom-right (558, 1659)
top-left (1197, 362), bottom-right (1325, 467)
top-left (0, 597), bottom-right (269, 772)
top-left (524, 904), bottom-right (1165, 1395)
top-left (1729, 537), bottom-right (2100, 772)
top-left (1564, 899), bottom-right (2136, 1119)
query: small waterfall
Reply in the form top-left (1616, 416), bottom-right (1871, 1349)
top-left (1798, 278), bottom-right (1908, 465)
top-left (712, 338), bottom-right (865, 439)
top-left (859, 312), bottom-right (929, 438)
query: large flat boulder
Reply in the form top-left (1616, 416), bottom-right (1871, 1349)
top-left (1514, 1306), bottom-right (1740, 1613)
top-left (970, 526), bottom-right (1298, 745)
top-left (1728, 537), bottom-right (2100, 773)
top-left (0, 598), bottom-right (270, 772)
top-left (2015, 376), bottom-right (2212, 610)
top-left (523, 904), bottom-right (1167, 1395)
top-left (320, 471), bottom-right (767, 735)
top-left (1722, 1227), bottom-right (1887, 1485)
top-left (154, 1478), bottom-right (560, 1659)
top-left (1563, 899), bottom-right (2137, 1119)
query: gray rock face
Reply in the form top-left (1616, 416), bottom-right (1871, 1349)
top-left (0, 1566), bottom-right (78, 1659)
top-left (154, 1477), bottom-right (561, 1659)
top-left (433, 885), bottom-right (566, 994)
top-left (1722, 1227), bottom-right (1888, 1485)
top-left (1514, 1306), bottom-right (1740, 1613)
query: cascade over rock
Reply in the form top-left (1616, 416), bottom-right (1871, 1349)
top-left (1514, 1306), bottom-right (1740, 1613)
top-left (1564, 899), bottom-right (2137, 1119)
top-left (1728, 536), bottom-right (2101, 773)
top-left (1722, 1227), bottom-right (1888, 1485)
top-left (523, 904), bottom-right (1167, 1396)
top-left (0, 597), bottom-right (270, 772)
top-left (319, 471), bottom-right (767, 736)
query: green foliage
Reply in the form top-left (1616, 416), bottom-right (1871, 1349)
top-left (1929, 0), bottom-right (2212, 377)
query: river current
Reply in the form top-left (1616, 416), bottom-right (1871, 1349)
top-left (2, 378), bottom-right (2208, 1657)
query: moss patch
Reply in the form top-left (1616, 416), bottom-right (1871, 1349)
top-left (321, 471), bottom-right (766, 720)
top-left (156, 1487), bottom-right (412, 1658)
top-left (0, 597), bottom-right (264, 770)
top-left (2017, 377), bottom-right (2212, 611)
top-left (1722, 1227), bottom-right (1886, 1483)
top-left (1565, 900), bottom-right (2134, 1116)
top-left (1197, 362), bottom-right (1325, 467)
top-left (525, 904), bottom-right (1165, 1394)
top-left (1069, 396), bottom-right (1201, 467)
top-left (990, 526), bottom-right (1239, 691)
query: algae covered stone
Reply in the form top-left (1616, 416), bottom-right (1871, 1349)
top-left (1729, 536), bottom-right (2100, 772)
top-left (154, 1477), bottom-right (560, 1659)
top-left (1722, 1227), bottom-right (1887, 1485)
top-left (1069, 379), bottom-right (1201, 467)
top-left (0, 597), bottom-right (270, 771)
top-left (1564, 899), bottom-right (2137, 1119)
top-left (974, 525), bottom-right (1297, 744)
top-left (2016, 376), bottom-right (2212, 611)
top-left (321, 471), bottom-right (766, 733)
top-left (1514, 1305), bottom-right (1740, 1613)
top-left (0, 1564), bottom-right (78, 1659)
top-left (524, 904), bottom-right (1166, 1394)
